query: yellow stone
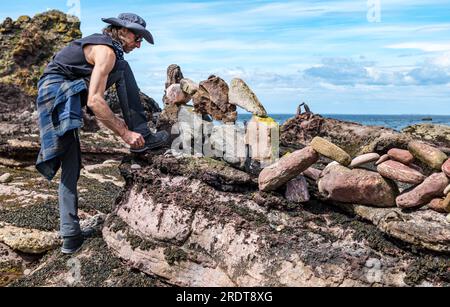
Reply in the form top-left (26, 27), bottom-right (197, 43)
top-left (311, 137), bottom-right (352, 166)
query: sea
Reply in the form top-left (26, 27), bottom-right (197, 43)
top-left (236, 114), bottom-right (450, 131)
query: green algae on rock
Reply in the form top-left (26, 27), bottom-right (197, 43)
top-left (0, 10), bottom-right (81, 97)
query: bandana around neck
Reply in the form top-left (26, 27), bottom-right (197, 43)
top-left (111, 40), bottom-right (124, 60)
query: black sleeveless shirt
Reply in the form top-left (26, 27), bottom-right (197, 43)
top-left (42, 33), bottom-right (120, 80)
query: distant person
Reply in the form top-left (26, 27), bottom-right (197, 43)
top-left (35, 13), bottom-right (169, 254)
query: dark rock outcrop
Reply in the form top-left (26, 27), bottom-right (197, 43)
top-left (402, 124), bottom-right (450, 149)
top-left (281, 113), bottom-right (412, 157)
top-left (0, 10), bottom-right (82, 97)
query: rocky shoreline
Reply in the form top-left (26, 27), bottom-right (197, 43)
top-left (0, 11), bottom-right (449, 287)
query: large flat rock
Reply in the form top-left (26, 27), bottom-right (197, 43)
top-left (336, 204), bottom-right (450, 253)
top-left (103, 154), bottom-right (450, 287)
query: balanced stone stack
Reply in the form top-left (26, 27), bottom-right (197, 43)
top-left (164, 70), bottom-right (279, 167)
top-left (258, 135), bottom-right (450, 215)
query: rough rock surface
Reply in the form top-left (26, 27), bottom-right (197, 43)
top-left (193, 75), bottom-right (237, 123)
top-left (402, 124), bottom-right (450, 149)
top-left (0, 223), bottom-right (59, 254)
top-left (396, 173), bottom-right (449, 209)
top-left (336, 203), bottom-right (450, 253)
top-left (442, 158), bottom-right (450, 178)
top-left (376, 154), bottom-right (390, 165)
top-left (387, 148), bottom-right (414, 165)
top-left (377, 160), bottom-right (426, 184)
top-left (408, 141), bottom-right (448, 170)
top-left (281, 113), bottom-right (412, 157)
top-left (258, 147), bottom-right (318, 191)
top-left (285, 176), bottom-right (310, 203)
top-left (165, 64), bottom-right (184, 89)
top-left (228, 78), bottom-right (267, 117)
top-left (164, 84), bottom-right (191, 106)
top-left (180, 78), bottom-right (199, 96)
top-left (318, 164), bottom-right (399, 207)
top-left (245, 116), bottom-right (279, 166)
top-left (310, 137), bottom-right (352, 166)
top-left (302, 167), bottom-right (322, 181)
top-left (102, 153), bottom-right (450, 287)
top-left (427, 198), bottom-right (449, 214)
top-left (0, 11), bottom-right (82, 97)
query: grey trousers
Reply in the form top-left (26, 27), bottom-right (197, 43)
top-left (58, 130), bottom-right (81, 237)
top-left (59, 60), bottom-right (150, 237)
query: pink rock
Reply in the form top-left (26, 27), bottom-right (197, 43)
top-left (259, 146), bottom-right (319, 192)
top-left (285, 176), bottom-right (310, 203)
top-left (396, 172), bottom-right (449, 209)
top-left (164, 84), bottom-right (191, 105)
top-left (349, 153), bottom-right (380, 168)
top-left (377, 160), bottom-right (426, 184)
top-left (442, 158), bottom-right (450, 178)
top-left (318, 164), bottom-right (399, 207)
top-left (387, 148), bottom-right (414, 165)
top-left (302, 167), bottom-right (322, 181)
top-left (375, 154), bottom-right (390, 166)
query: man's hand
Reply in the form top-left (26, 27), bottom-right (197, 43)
top-left (121, 130), bottom-right (145, 149)
top-left (115, 117), bottom-right (144, 149)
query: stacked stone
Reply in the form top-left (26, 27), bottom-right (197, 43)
top-left (258, 135), bottom-right (450, 216)
top-left (165, 69), bottom-right (280, 167)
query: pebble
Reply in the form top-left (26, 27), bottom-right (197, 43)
top-left (131, 164), bottom-right (142, 170)
top-left (444, 184), bottom-right (450, 195)
top-left (0, 173), bottom-right (12, 183)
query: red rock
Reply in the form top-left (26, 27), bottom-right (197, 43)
top-left (164, 84), bottom-right (191, 106)
top-left (193, 75), bottom-right (237, 123)
top-left (377, 160), bottom-right (426, 184)
top-left (375, 154), bottom-right (390, 166)
top-left (387, 148), bottom-right (414, 165)
top-left (258, 146), bottom-right (319, 191)
top-left (396, 173), bottom-right (449, 209)
top-left (318, 164), bottom-right (399, 207)
top-left (285, 176), bottom-right (310, 203)
top-left (442, 158), bottom-right (450, 178)
top-left (302, 167), bottom-right (322, 181)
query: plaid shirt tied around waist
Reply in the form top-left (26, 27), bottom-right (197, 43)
top-left (35, 74), bottom-right (87, 180)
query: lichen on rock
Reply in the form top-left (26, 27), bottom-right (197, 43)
top-left (0, 10), bottom-right (82, 97)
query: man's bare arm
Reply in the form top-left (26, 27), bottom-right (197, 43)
top-left (85, 45), bottom-right (144, 148)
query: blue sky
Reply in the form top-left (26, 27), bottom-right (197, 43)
top-left (1, 0), bottom-right (450, 114)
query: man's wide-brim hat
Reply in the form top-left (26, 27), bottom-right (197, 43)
top-left (102, 13), bottom-right (154, 44)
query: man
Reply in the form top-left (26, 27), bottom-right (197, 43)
top-left (35, 13), bottom-right (169, 254)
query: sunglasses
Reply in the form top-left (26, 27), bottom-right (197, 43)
top-left (129, 29), bottom-right (143, 43)
top-left (135, 36), bottom-right (143, 43)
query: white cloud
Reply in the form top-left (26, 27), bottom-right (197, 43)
top-left (302, 54), bottom-right (450, 86)
top-left (387, 43), bottom-right (450, 52)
